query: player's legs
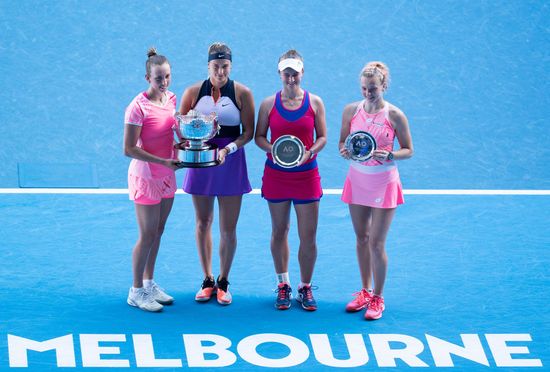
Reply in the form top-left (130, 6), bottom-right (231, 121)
top-left (268, 201), bottom-right (292, 274)
top-left (133, 203), bottom-right (161, 289)
top-left (192, 195), bottom-right (216, 278)
top-left (294, 201), bottom-right (319, 284)
top-left (369, 207), bottom-right (396, 296)
top-left (143, 197), bottom-right (174, 280)
top-left (217, 195), bottom-right (243, 279)
top-left (349, 204), bottom-right (373, 290)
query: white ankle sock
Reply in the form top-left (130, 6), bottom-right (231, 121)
top-left (276, 272), bottom-right (290, 284)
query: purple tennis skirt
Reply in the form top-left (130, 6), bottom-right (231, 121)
top-left (182, 137), bottom-right (252, 196)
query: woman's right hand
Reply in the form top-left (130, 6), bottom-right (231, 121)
top-left (339, 146), bottom-right (351, 159)
top-left (163, 159), bottom-right (183, 170)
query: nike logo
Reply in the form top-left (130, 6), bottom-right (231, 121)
top-left (221, 103), bottom-right (230, 107)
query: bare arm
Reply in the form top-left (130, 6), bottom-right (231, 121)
top-left (338, 102), bottom-right (360, 158)
top-left (216, 84), bottom-right (256, 164)
top-left (233, 83), bottom-right (255, 148)
top-left (123, 124), bottom-right (180, 170)
top-left (387, 105), bottom-right (414, 160)
top-left (178, 83), bottom-right (201, 115)
top-left (254, 96), bottom-right (276, 153)
top-left (309, 94), bottom-right (327, 155)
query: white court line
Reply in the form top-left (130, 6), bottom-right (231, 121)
top-left (0, 188), bottom-right (549, 195)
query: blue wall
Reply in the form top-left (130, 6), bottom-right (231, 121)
top-left (1, 0), bottom-right (549, 189)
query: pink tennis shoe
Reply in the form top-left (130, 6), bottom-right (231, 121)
top-left (195, 276), bottom-right (216, 302)
top-left (364, 294), bottom-right (385, 320)
top-left (345, 289), bottom-right (373, 312)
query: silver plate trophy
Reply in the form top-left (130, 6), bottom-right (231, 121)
top-left (174, 111), bottom-right (220, 168)
top-left (271, 135), bottom-right (305, 168)
top-left (344, 130), bottom-right (377, 161)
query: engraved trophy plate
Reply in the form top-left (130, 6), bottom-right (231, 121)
top-left (271, 135), bottom-right (305, 168)
top-left (174, 111), bottom-right (220, 168)
top-left (344, 130), bottom-right (377, 162)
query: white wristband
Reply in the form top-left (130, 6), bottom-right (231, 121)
top-left (225, 142), bottom-right (238, 154)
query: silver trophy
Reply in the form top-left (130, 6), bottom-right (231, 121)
top-left (271, 135), bottom-right (305, 168)
top-left (344, 130), bottom-right (377, 161)
top-left (174, 111), bottom-right (220, 168)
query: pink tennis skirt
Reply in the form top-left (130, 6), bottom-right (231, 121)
top-left (341, 162), bottom-right (404, 208)
top-left (128, 159), bottom-right (177, 204)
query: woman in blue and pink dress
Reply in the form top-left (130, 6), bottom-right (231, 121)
top-left (255, 50), bottom-right (327, 311)
top-left (339, 61), bottom-right (414, 320)
top-left (178, 42), bottom-right (255, 305)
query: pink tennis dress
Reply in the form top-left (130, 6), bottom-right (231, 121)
top-left (341, 101), bottom-right (404, 208)
top-left (124, 91), bottom-right (178, 204)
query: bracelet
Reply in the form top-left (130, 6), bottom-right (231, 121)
top-left (309, 149), bottom-right (315, 158)
top-left (224, 142), bottom-right (238, 154)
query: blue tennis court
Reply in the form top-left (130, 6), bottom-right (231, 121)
top-left (1, 1), bottom-right (548, 370)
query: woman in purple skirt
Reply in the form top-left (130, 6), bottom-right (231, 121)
top-left (178, 42), bottom-right (255, 305)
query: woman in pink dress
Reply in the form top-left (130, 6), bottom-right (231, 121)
top-left (255, 50), bottom-right (327, 311)
top-left (339, 61), bottom-right (414, 320)
top-left (123, 48), bottom-right (181, 312)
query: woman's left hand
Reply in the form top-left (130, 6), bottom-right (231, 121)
top-left (372, 149), bottom-right (392, 162)
top-left (296, 149), bottom-right (314, 167)
top-left (217, 148), bottom-right (228, 165)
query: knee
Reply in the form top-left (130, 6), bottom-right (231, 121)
top-left (272, 224), bottom-right (290, 241)
top-left (139, 229), bottom-right (157, 246)
top-left (369, 239), bottom-right (386, 256)
top-left (196, 217), bottom-right (213, 234)
top-left (356, 233), bottom-right (369, 246)
top-left (299, 231), bottom-right (317, 247)
top-left (220, 229), bottom-right (237, 243)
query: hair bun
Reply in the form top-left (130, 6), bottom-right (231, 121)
top-left (147, 47), bottom-right (158, 58)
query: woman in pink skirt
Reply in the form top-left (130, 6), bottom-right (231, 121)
top-left (123, 48), bottom-right (181, 312)
top-left (339, 61), bottom-right (414, 320)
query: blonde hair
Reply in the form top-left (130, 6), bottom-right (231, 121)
top-left (278, 49), bottom-right (303, 62)
top-left (360, 61), bottom-right (390, 89)
top-left (208, 42), bottom-right (232, 56)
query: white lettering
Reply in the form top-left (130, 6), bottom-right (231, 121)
top-left (310, 333), bottom-right (368, 367)
top-left (5, 332), bottom-right (543, 368)
top-left (426, 334), bottom-right (489, 366)
top-left (183, 334), bottom-right (236, 367)
top-left (370, 334), bottom-right (428, 367)
top-left (486, 334), bottom-right (542, 367)
top-left (237, 333), bottom-right (309, 367)
top-left (132, 334), bottom-right (182, 367)
top-left (80, 334), bottom-right (129, 367)
top-left (8, 334), bottom-right (76, 367)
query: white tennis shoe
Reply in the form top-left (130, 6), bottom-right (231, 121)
top-left (148, 282), bottom-right (174, 305)
top-left (127, 287), bottom-right (163, 312)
